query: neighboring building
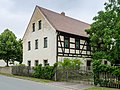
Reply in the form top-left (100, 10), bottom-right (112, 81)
top-left (0, 60), bottom-right (19, 67)
top-left (23, 6), bottom-right (92, 67)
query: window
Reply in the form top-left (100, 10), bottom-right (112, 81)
top-left (28, 61), bottom-right (31, 67)
top-left (38, 20), bottom-right (41, 30)
top-left (86, 41), bottom-right (91, 51)
top-left (28, 41), bottom-right (31, 50)
top-left (44, 37), bottom-right (48, 48)
top-left (104, 61), bottom-right (107, 65)
top-left (35, 60), bottom-right (39, 66)
top-left (87, 60), bottom-right (91, 70)
top-left (35, 39), bottom-right (38, 49)
top-left (64, 37), bottom-right (69, 48)
top-left (44, 60), bottom-right (49, 66)
top-left (32, 23), bottom-right (35, 32)
top-left (75, 38), bottom-right (80, 49)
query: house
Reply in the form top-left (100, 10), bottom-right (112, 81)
top-left (22, 6), bottom-right (92, 67)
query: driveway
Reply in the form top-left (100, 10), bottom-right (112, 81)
top-left (0, 75), bottom-right (94, 90)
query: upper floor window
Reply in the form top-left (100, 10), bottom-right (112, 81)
top-left (44, 37), bottom-right (48, 48)
top-left (87, 41), bottom-right (91, 51)
top-left (38, 20), bottom-right (41, 30)
top-left (28, 41), bottom-right (31, 50)
top-left (64, 37), bottom-right (69, 48)
top-left (75, 38), bottom-right (80, 49)
top-left (35, 39), bottom-right (38, 49)
top-left (32, 23), bottom-right (35, 32)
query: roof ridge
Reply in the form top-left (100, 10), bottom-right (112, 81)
top-left (36, 5), bottom-right (90, 25)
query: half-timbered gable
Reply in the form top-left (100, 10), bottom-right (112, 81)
top-left (23, 6), bottom-right (92, 67)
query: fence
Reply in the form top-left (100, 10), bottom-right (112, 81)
top-left (56, 66), bottom-right (94, 84)
top-left (98, 72), bottom-right (120, 89)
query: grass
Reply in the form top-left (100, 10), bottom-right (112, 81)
top-left (85, 87), bottom-right (120, 90)
top-left (0, 73), bottom-right (53, 83)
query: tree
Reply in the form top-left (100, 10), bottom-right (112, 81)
top-left (0, 29), bottom-right (23, 66)
top-left (85, 0), bottom-right (120, 65)
top-left (14, 39), bottom-right (23, 64)
top-left (58, 58), bottom-right (82, 69)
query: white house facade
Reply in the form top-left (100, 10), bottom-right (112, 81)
top-left (23, 6), bottom-right (92, 67)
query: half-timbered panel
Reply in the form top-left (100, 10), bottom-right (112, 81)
top-left (57, 31), bottom-right (92, 58)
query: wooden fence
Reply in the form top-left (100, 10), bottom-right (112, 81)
top-left (98, 72), bottom-right (120, 89)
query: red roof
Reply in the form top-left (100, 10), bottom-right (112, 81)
top-left (38, 6), bottom-right (90, 37)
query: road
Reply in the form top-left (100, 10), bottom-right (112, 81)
top-left (0, 75), bottom-right (70, 90)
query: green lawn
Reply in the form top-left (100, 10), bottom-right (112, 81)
top-left (0, 73), bottom-right (53, 83)
top-left (85, 87), bottom-right (120, 90)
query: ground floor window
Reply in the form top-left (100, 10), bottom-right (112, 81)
top-left (28, 60), bottom-right (31, 67)
top-left (86, 60), bottom-right (91, 70)
top-left (104, 61), bottom-right (107, 65)
top-left (35, 60), bottom-right (39, 66)
top-left (43, 60), bottom-right (49, 66)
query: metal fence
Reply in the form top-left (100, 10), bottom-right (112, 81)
top-left (56, 66), bottom-right (94, 84)
top-left (12, 66), bottom-right (33, 77)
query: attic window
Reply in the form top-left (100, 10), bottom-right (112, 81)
top-left (38, 20), bottom-right (41, 30)
top-left (32, 23), bottom-right (35, 32)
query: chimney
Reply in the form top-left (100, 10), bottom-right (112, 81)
top-left (61, 12), bottom-right (65, 16)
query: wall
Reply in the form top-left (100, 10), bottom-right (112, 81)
top-left (0, 67), bottom-right (12, 74)
top-left (23, 7), bottom-right (57, 66)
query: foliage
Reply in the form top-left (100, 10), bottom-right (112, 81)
top-left (85, 0), bottom-right (120, 65)
top-left (93, 59), bottom-right (120, 86)
top-left (32, 64), bottom-right (55, 80)
top-left (14, 39), bottom-right (23, 64)
top-left (58, 58), bottom-right (82, 70)
top-left (0, 29), bottom-right (23, 66)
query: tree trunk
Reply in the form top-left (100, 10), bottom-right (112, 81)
top-left (6, 60), bottom-right (9, 67)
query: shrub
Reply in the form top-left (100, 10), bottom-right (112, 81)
top-left (32, 64), bottom-right (55, 80)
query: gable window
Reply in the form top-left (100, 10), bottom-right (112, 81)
top-left (28, 61), bottom-right (31, 67)
top-left (32, 23), bottom-right (35, 32)
top-left (75, 38), bottom-right (80, 49)
top-left (35, 39), bottom-right (38, 49)
top-left (44, 37), bottom-right (48, 48)
top-left (64, 37), bottom-right (69, 48)
top-left (38, 20), bottom-right (41, 30)
top-left (43, 60), bottom-right (49, 66)
top-left (35, 60), bottom-right (39, 66)
top-left (28, 41), bottom-right (31, 50)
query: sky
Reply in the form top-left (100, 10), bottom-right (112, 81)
top-left (0, 0), bottom-right (107, 38)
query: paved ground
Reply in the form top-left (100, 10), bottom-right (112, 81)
top-left (0, 75), bottom-right (94, 90)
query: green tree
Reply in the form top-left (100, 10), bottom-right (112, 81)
top-left (85, 0), bottom-right (120, 65)
top-left (0, 29), bottom-right (23, 66)
top-left (14, 39), bottom-right (23, 64)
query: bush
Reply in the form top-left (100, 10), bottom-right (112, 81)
top-left (32, 64), bottom-right (55, 80)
